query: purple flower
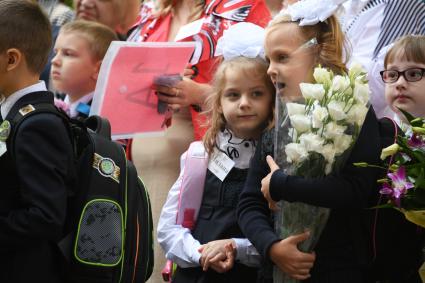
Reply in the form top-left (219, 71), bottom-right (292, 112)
top-left (380, 167), bottom-right (414, 207)
top-left (407, 134), bottom-right (425, 148)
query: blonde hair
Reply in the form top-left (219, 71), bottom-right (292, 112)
top-left (384, 35), bottom-right (425, 68)
top-left (267, 13), bottom-right (349, 75)
top-left (60, 20), bottom-right (118, 61)
top-left (202, 57), bottom-right (275, 155)
top-left (154, 0), bottom-right (204, 21)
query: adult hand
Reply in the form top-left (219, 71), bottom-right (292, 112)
top-left (198, 239), bottom-right (236, 273)
top-left (154, 78), bottom-right (211, 111)
top-left (269, 231), bottom-right (315, 280)
top-left (261, 155), bottom-right (280, 211)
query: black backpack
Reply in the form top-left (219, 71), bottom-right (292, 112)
top-left (9, 103), bottom-right (154, 283)
top-left (360, 118), bottom-right (424, 283)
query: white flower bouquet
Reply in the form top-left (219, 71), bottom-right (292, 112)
top-left (273, 64), bottom-right (370, 283)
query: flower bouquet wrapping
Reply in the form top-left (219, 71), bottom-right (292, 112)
top-left (273, 64), bottom-right (370, 283)
top-left (358, 110), bottom-right (425, 227)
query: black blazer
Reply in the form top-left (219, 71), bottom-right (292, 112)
top-left (0, 91), bottom-right (74, 283)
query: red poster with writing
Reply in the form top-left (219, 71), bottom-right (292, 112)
top-left (90, 41), bottom-right (195, 139)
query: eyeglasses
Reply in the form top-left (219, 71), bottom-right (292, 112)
top-left (380, 68), bottom-right (425, 83)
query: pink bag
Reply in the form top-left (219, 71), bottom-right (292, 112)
top-left (162, 141), bottom-right (208, 281)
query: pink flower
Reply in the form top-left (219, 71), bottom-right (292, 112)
top-left (380, 167), bottom-right (414, 207)
top-left (407, 134), bottom-right (425, 149)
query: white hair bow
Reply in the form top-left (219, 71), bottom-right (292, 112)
top-left (215, 22), bottom-right (265, 61)
top-left (285, 0), bottom-right (348, 26)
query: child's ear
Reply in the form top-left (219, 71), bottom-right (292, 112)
top-left (6, 48), bottom-right (22, 72)
top-left (91, 60), bottom-right (102, 81)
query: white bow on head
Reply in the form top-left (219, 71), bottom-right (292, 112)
top-left (285, 0), bottom-right (349, 26)
top-left (215, 22), bottom-right (266, 61)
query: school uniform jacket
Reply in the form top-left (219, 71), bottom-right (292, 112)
top-left (0, 91), bottom-right (74, 283)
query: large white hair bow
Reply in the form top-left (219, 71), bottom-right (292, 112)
top-left (215, 22), bottom-right (265, 60)
top-left (286, 0), bottom-right (348, 26)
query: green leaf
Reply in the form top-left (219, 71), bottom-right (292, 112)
top-left (397, 107), bottom-right (416, 123)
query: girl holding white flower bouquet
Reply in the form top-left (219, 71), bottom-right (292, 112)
top-left (238, 2), bottom-right (385, 282)
top-left (157, 23), bottom-right (275, 283)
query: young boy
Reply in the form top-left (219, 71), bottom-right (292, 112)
top-left (51, 20), bottom-right (117, 119)
top-left (0, 1), bottom-right (74, 282)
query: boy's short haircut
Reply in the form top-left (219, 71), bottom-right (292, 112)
top-left (0, 0), bottom-right (51, 74)
top-left (384, 35), bottom-right (425, 67)
top-left (60, 20), bottom-right (118, 61)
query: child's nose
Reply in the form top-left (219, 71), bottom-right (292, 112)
top-left (394, 74), bottom-right (408, 89)
top-left (51, 53), bottom-right (60, 66)
top-left (267, 63), bottom-right (278, 83)
top-left (239, 94), bottom-right (251, 108)
top-left (80, 0), bottom-right (95, 8)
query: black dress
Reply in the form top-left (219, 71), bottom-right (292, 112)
top-left (173, 168), bottom-right (258, 283)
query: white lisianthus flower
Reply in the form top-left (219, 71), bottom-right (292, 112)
top-left (312, 105), bottom-right (329, 128)
top-left (332, 75), bottom-right (351, 93)
top-left (319, 143), bottom-right (336, 163)
top-left (353, 81), bottom-right (370, 105)
top-left (285, 143), bottom-right (308, 163)
top-left (323, 121), bottom-right (347, 140)
top-left (349, 62), bottom-right (366, 78)
top-left (313, 67), bottom-right (331, 86)
top-left (299, 133), bottom-right (325, 153)
top-left (327, 100), bottom-right (347, 121)
top-left (347, 104), bottom-right (369, 126)
top-left (286, 103), bottom-right (305, 116)
top-left (334, 133), bottom-right (353, 154)
top-left (289, 114), bottom-right (311, 133)
top-left (300, 83), bottom-right (325, 101)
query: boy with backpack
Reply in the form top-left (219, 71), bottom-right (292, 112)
top-left (0, 0), bottom-right (74, 282)
top-left (51, 20), bottom-right (117, 120)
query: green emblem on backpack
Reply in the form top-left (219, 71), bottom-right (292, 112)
top-left (100, 158), bottom-right (115, 176)
top-left (0, 120), bottom-right (11, 142)
top-left (93, 153), bottom-right (120, 183)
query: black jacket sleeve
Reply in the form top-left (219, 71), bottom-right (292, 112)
top-left (269, 108), bottom-right (382, 209)
top-left (237, 131), bottom-right (280, 259)
top-left (0, 113), bottom-right (72, 248)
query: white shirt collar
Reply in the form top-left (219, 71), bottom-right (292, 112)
top-left (64, 92), bottom-right (93, 118)
top-left (0, 81), bottom-right (47, 119)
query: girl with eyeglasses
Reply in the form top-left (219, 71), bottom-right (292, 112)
top-left (372, 34), bottom-right (425, 283)
top-left (382, 35), bottom-right (425, 121)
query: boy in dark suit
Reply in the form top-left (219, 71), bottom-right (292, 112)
top-left (0, 1), bottom-right (74, 282)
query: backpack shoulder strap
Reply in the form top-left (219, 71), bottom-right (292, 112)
top-left (8, 103), bottom-right (70, 159)
top-left (176, 141), bottom-right (208, 229)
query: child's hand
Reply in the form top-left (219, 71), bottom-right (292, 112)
top-left (198, 239), bottom-right (236, 273)
top-left (261, 155), bottom-right (280, 211)
top-left (269, 231), bottom-right (315, 280)
top-left (154, 78), bottom-right (211, 111)
top-left (206, 243), bottom-right (235, 273)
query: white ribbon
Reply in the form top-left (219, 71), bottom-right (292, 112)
top-left (285, 0), bottom-right (349, 26)
top-left (215, 22), bottom-right (265, 60)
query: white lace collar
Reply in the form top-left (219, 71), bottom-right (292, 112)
top-left (214, 129), bottom-right (257, 169)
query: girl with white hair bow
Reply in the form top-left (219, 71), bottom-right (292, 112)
top-left (157, 22), bottom-right (275, 283)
